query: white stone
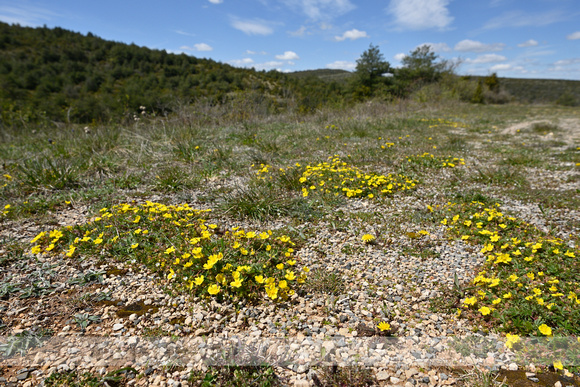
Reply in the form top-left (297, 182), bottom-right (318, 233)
top-left (376, 371), bottom-right (389, 381)
top-left (113, 323), bottom-right (124, 331)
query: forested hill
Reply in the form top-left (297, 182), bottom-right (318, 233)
top-left (0, 22), bottom-right (340, 126)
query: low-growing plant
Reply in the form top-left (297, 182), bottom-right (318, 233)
top-left (437, 201), bottom-right (580, 336)
top-left (28, 201), bottom-right (309, 303)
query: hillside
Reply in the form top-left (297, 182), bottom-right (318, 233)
top-left (0, 22), bottom-right (340, 126)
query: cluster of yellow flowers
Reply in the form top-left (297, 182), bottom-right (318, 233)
top-left (419, 118), bottom-right (467, 129)
top-left (298, 156), bottom-right (416, 199)
top-left (406, 153), bottom-right (465, 169)
top-left (438, 201), bottom-right (579, 337)
top-left (29, 201), bottom-right (308, 302)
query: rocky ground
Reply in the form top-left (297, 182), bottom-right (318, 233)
top-left (1, 110), bottom-right (580, 386)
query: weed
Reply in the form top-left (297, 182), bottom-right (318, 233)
top-left (189, 365), bottom-right (281, 387)
top-left (306, 269), bottom-right (347, 296)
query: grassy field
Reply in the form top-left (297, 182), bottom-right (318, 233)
top-left (1, 99), bottom-right (579, 386)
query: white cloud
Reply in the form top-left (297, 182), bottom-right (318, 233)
top-left (418, 42), bottom-right (451, 52)
top-left (387, 0), bottom-right (453, 30)
top-left (280, 0), bottom-right (356, 20)
top-left (289, 26), bottom-right (308, 37)
top-left (246, 50), bottom-right (257, 55)
top-left (554, 58), bottom-right (580, 66)
top-left (483, 10), bottom-right (565, 30)
top-left (230, 18), bottom-right (274, 36)
top-left (208, 0), bottom-right (223, 3)
top-left (490, 64), bottom-right (511, 72)
top-left (455, 39), bottom-right (505, 52)
top-left (180, 43), bottom-right (213, 52)
top-left (195, 43), bottom-right (213, 52)
top-left (175, 30), bottom-right (196, 37)
top-left (394, 53), bottom-right (406, 62)
top-left (229, 58), bottom-right (254, 67)
top-left (518, 39), bottom-right (538, 47)
top-left (326, 60), bottom-right (356, 71)
top-left (275, 51), bottom-right (300, 60)
top-left (334, 29), bottom-right (368, 42)
top-left (465, 54), bottom-right (507, 64)
top-left (567, 31), bottom-right (580, 40)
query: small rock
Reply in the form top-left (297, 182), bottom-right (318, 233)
top-left (528, 377), bottom-right (540, 383)
top-left (421, 376), bottom-right (430, 384)
top-left (376, 371), bottom-right (389, 381)
top-left (390, 376), bottom-right (401, 384)
top-left (554, 382), bottom-right (562, 387)
top-left (16, 372), bottom-right (29, 381)
top-left (440, 373), bottom-right (448, 381)
top-left (508, 363), bottom-right (518, 371)
top-left (113, 323), bottom-right (124, 331)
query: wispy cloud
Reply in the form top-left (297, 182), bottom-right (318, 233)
top-left (180, 43), bottom-right (213, 52)
top-left (483, 10), bottom-right (566, 30)
top-left (334, 29), bottom-right (368, 42)
top-left (275, 51), bottom-right (299, 60)
top-left (289, 26), bottom-right (309, 37)
top-left (229, 58), bottom-right (254, 67)
top-left (230, 17), bottom-right (274, 36)
top-left (518, 39), bottom-right (538, 47)
top-left (208, 0), bottom-right (223, 4)
top-left (0, 4), bottom-right (57, 26)
top-left (326, 60), bottom-right (356, 71)
top-left (455, 39), bottom-right (505, 53)
top-left (554, 58), bottom-right (580, 66)
top-left (280, 0), bottom-right (355, 20)
top-left (567, 31), bottom-right (580, 40)
top-left (418, 42), bottom-right (451, 53)
top-left (490, 64), bottom-right (511, 72)
top-left (387, 0), bottom-right (453, 30)
top-left (465, 54), bottom-right (507, 64)
top-left (175, 30), bottom-right (196, 37)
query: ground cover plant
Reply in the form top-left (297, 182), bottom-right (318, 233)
top-left (1, 100), bottom-right (579, 385)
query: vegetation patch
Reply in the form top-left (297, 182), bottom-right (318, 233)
top-left (27, 201), bottom-right (309, 303)
top-left (437, 201), bottom-right (579, 336)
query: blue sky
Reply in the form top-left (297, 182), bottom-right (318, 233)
top-left (1, 0), bottom-right (580, 79)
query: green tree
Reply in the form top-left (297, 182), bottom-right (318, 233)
top-left (394, 45), bottom-right (452, 96)
top-left (354, 44), bottom-right (392, 96)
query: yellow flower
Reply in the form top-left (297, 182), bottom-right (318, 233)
top-left (208, 284), bottom-right (221, 295)
top-left (505, 333), bottom-right (520, 349)
top-left (65, 245), bottom-right (76, 257)
top-left (526, 272), bottom-right (535, 280)
top-left (31, 245), bottom-right (42, 254)
top-left (377, 322), bottom-right (391, 331)
top-left (490, 235), bottom-right (500, 242)
top-left (278, 280), bottom-right (288, 289)
top-left (553, 360), bottom-right (563, 371)
top-left (31, 232), bottom-right (46, 244)
top-left (194, 275), bottom-right (204, 285)
top-left (167, 269), bottom-right (175, 280)
top-left (255, 275), bottom-right (265, 284)
top-left (285, 271), bottom-right (296, 281)
top-left (230, 279), bottom-right (243, 288)
top-left (362, 234), bottom-right (375, 242)
top-left (503, 292), bottom-right (512, 299)
top-left (276, 263), bottom-right (284, 270)
top-left (463, 297), bottom-right (477, 306)
top-left (479, 306), bottom-right (491, 316)
top-left (94, 238), bottom-right (103, 245)
top-left (492, 298), bottom-right (501, 305)
top-left (165, 246), bottom-right (176, 254)
top-left (564, 250), bottom-right (575, 258)
top-left (538, 324), bottom-right (552, 336)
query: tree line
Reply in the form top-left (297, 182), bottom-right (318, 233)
top-left (0, 22), bottom-right (507, 128)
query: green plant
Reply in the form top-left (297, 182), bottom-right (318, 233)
top-left (189, 365), bottom-right (282, 387)
top-left (73, 313), bottom-right (101, 331)
top-left (0, 329), bottom-right (50, 357)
